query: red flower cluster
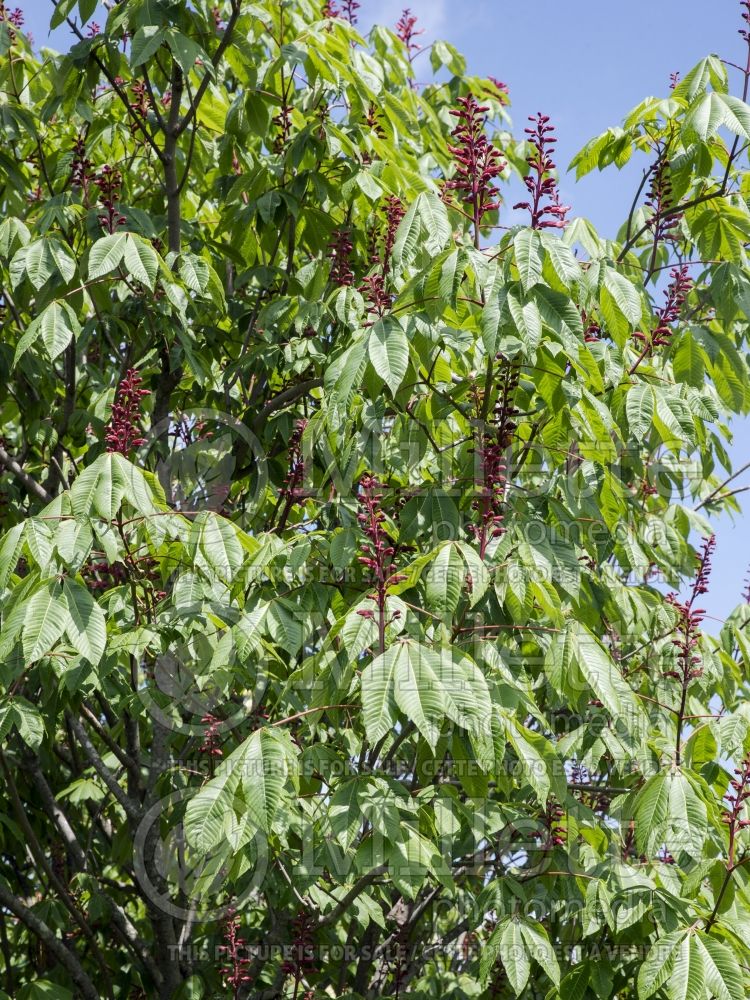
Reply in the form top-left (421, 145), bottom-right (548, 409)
top-left (219, 907), bottom-right (252, 999)
top-left (70, 136), bottom-right (93, 193)
top-left (446, 95), bottom-right (505, 242)
top-left (468, 363), bottom-right (518, 558)
top-left (328, 228), bottom-right (354, 286)
top-left (199, 713), bottom-right (224, 759)
top-left (488, 76), bottom-right (509, 103)
top-left (322, 0), bottom-right (339, 16)
top-left (356, 476), bottom-right (405, 641)
top-left (274, 418), bottom-right (309, 533)
top-left (95, 165), bottom-right (126, 233)
top-left (105, 369), bottom-right (150, 455)
top-left (740, 0), bottom-right (750, 42)
top-left (0, 4), bottom-right (23, 28)
top-left (360, 273), bottom-right (390, 316)
top-left (281, 911), bottom-right (317, 983)
top-left (83, 560), bottom-right (127, 592)
top-left (533, 799), bottom-right (566, 849)
top-left (724, 752), bottom-right (750, 867)
top-left (513, 113), bottom-right (570, 230)
top-left (395, 8), bottom-right (423, 57)
top-left (340, 0), bottom-right (360, 24)
top-left (382, 195), bottom-right (405, 272)
top-left (644, 157), bottom-right (679, 245)
top-left (664, 534), bottom-right (715, 684)
top-left (633, 264), bottom-right (692, 354)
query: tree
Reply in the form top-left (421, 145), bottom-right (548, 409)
top-left (1, 0), bottom-right (750, 997)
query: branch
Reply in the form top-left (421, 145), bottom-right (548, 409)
top-left (0, 444), bottom-right (51, 502)
top-left (49, 2), bottom-right (165, 162)
top-left (174, 0), bottom-right (242, 138)
top-left (695, 460), bottom-right (750, 511)
top-left (0, 881), bottom-right (100, 1000)
top-left (66, 713), bottom-right (142, 823)
top-left (318, 865), bottom-right (389, 928)
top-left (251, 378), bottom-right (323, 433)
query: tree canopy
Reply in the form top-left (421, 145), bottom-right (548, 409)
top-left (2, 1), bottom-right (750, 998)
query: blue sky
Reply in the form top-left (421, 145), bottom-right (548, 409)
top-left (25, 1), bottom-right (749, 626)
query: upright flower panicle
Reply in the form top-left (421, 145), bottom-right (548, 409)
top-left (274, 418), bottom-right (309, 533)
top-left (395, 8), bottom-right (423, 58)
top-left (199, 713), bottom-right (223, 759)
top-left (644, 157), bottom-right (680, 245)
top-left (281, 911), bottom-right (317, 987)
top-left (70, 135), bottom-right (93, 194)
top-left (632, 264), bottom-right (692, 355)
top-left (95, 165), bottom-right (126, 233)
top-left (105, 369), bottom-right (150, 455)
top-left (468, 363), bottom-right (519, 558)
top-left (356, 475), bottom-right (405, 650)
top-left (328, 228), bottom-right (354, 286)
top-left (0, 4), bottom-right (24, 42)
top-left (740, 0), bottom-right (750, 41)
top-left (445, 95), bottom-right (506, 245)
top-left (382, 196), bottom-right (405, 272)
top-left (513, 113), bottom-right (570, 230)
top-left (219, 907), bottom-right (252, 999)
top-left (664, 536), bottom-right (715, 722)
top-left (341, 0), bottom-right (359, 24)
top-left (723, 750), bottom-right (750, 868)
top-left (488, 76), bottom-right (509, 104)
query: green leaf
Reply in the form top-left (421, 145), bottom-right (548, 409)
top-left (633, 772), bottom-right (670, 854)
top-left (88, 233), bottom-right (128, 279)
top-left (514, 229), bottom-right (544, 293)
top-left (392, 642), bottom-right (446, 750)
top-left (360, 644), bottom-right (401, 744)
top-left (11, 698), bottom-right (44, 749)
top-left (23, 581), bottom-right (69, 662)
top-left (368, 319), bottom-right (409, 394)
top-left (626, 384), bottom-right (654, 439)
top-left (542, 234), bottom-right (581, 288)
top-left (184, 765), bottom-right (242, 854)
top-left (519, 920), bottom-right (561, 987)
top-left (239, 728), bottom-right (288, 834)
top-left (603, 268), bottom-right (642, 327)
top-left (638, 931), bottom-right (686, 999)
top-left (498, 919), bottom-right (531, 996)
top-left (130, 26), bottom-right (167, 66)
top-left (694, 932), bottom-right (744, 1000)
top-left (424, 541), bottom-right (465, 615)
top-left (70, 454), bottom-right (129, 521)
top-left (62, 578), bottom-right (106, 666)
top-left (123, 234), bottom-right (159, 289)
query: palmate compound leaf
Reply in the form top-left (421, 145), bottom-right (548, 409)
top-left (22, 580), bottom-right (70, 663)
top-left (480, 917), bottom-right (560, 994)
top-left (367, 317), bottom-right (409, 394)
top-left (184, 728), bottom-right (288, 854)
top-left (360, 641), bottom-right (488, 750)
top-left (62, 578), bottom-right (106, 666)
top-left (639, 930), bottom-right (744, 1000)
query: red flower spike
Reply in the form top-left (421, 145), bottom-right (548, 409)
top-left (663, 535), bottom-right (715, 690)
top-left (328, 228), bottom-right (354, 286)
top-left (105, 369), bottom-right (150, 456)
top-left (445, 94), bottom-right (506, 244)
top-left (340, 0), bottom-right (359, 24)
top-left (219, 907), bottom-right (253, 999)
top-left (396, 8), bottom-right (423, 57)
top-left (95, 165), bottom-right (127, 233)
top-left (513, 113), bottom-right (571, 230)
